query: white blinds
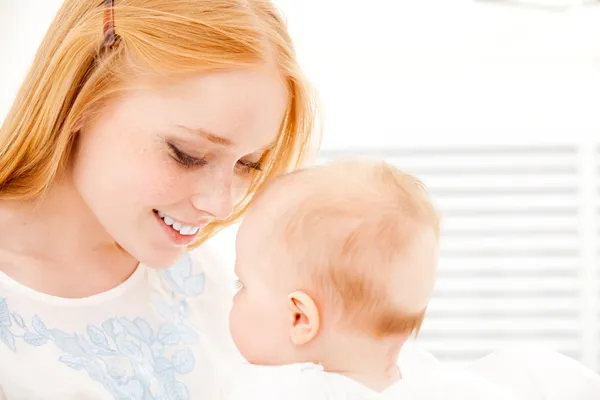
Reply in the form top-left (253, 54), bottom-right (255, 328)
top-left (318, 145), bottom-right (599, 371)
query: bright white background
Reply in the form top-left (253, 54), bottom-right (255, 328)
top-left (1, 0), bottom-right (600, 371)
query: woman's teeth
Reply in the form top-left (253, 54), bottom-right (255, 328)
top-left (156, 211), bottom-right (200, 235)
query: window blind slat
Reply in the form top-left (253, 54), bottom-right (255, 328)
top-left (441, 235), bottom-right (579, 251)
top-left (438, 257), bottom-right (578, 271)
top-left (416, 174), bottom-right (576, 189)
top-left (439, 194), bottom-right (577, 209)
top-left (427, 297), bottom-right (579, 312)
top-left (441, 215), bottom-right (576, 230)
top-left (435, 277), bottom-right (579, 291)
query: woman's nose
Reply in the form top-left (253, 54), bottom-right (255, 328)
top-left (190, 172), bottom-right (235, 221)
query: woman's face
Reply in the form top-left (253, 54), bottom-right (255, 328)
top-left (71, 63), bottom-right (288, 268)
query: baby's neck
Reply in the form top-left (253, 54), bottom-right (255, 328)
top-left (318, 336), bottom-right (404, 392)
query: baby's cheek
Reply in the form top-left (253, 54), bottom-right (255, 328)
top-left (229, 305), bottom-right (247, 351)
top-left (231, 300), bottom-right (256, 337)
top-left (230, 308), bottom-right (261, 362)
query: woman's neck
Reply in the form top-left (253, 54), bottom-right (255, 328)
top-left (0, 175), bottom-right (138, 298)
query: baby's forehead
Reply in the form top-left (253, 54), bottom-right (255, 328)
top-left (266, 165), bottom-right (353, 201)
top-left (240, 171), bottom-right (333, 246)
top-left (240, 176), bottom-right (305, 234)
top-left (252, 169), bottom-right (324, 213)
top-left (247, 163), bottom-right (385, 240)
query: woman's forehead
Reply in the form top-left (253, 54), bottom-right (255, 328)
top-left (107, 65), bottom-right (288, 151)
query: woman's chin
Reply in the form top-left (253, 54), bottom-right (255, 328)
top-left (131, 244), bottom-right (186, 269)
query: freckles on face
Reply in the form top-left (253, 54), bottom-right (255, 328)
top-left (148, 63), bottom-right (289, 212)
top-left (71, 63), bottom-right (289, 268)
top-left (74, 94), bottom-right (191, 218)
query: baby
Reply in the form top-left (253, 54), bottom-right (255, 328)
top-left (224, 158), bottom-right (600, 399)
top-left (226, 158), bottom-right (442, 397)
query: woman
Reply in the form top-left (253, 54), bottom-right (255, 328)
top-left (0, 0), bottom-right (315, 398)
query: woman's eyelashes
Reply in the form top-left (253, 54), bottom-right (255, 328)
top-left (167, 142), bottom-right (263, 173)
top-left (234, 279), bottom-right (244, 292)
top-left (168, 142), bottom-right (208, 168)
top-left (236, 159), bottom-right (263, 173)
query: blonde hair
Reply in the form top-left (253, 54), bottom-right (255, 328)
top-left (273, 159), bottom-right (439, 338)
top-left (0, 0), bottom-right (316, 247)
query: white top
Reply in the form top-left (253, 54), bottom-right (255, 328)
top-left (4, 245), bottom-right (598, 400)
top-left (0, 247), bottom-right (243, 400)
top-left (226, 345), bottom-right (600, 400)
top-left (465, 346), bottom-right (600, 400)
top-left (225, 361), bottom-right (519, 400)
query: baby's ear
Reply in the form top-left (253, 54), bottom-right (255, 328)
top-left (287, 290), bottom-right (320, 346)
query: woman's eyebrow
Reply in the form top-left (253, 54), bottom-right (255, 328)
top-left (173, 124), bottom-right (234, 147)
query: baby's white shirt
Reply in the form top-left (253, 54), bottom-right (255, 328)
top-left (226, 362), bottom-right (519, 400)
top-left (226, 344), bottom-right (600, 400)
top-left (225, 344), bottom-right (518, 400)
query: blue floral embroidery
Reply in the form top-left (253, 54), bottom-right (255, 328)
top-left (0, 252), bottom-right (206, 399)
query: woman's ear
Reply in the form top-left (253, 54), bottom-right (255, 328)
top-left (287, 290), bottom-right (320, 346)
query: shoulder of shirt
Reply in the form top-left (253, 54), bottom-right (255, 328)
top-left (226, 364), bottom-right (348, 400)
top-left (386, 364), bottom-right (520, 400)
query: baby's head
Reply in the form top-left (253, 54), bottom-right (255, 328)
top-left (230, 158), bottom-right (439, 371)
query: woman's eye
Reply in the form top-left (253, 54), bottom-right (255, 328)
top-left (236, 159), bottom-right (263, 174)
top-left (168, 143), bottom-right (207, 169)
top-left (168, 141), bottom-right (262, 173)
